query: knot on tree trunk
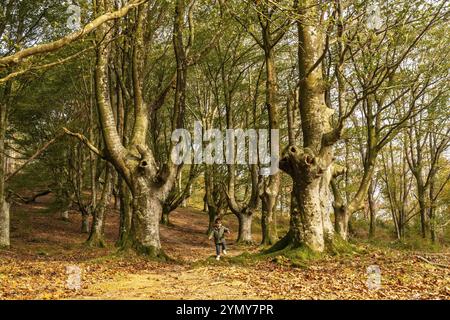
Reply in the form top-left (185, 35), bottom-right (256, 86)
top-left (135, 144), bottom-right (158, 177)
top-left (279, 146), bottom-right (326, 184)
top-left (331, 163), bottom-right (346, 178)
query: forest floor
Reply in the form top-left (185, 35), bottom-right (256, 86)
top-left (0, 195), bottom-right (449, 300)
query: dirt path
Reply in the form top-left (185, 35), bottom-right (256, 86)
top-left (159, 208), bottom-right (252, 262)
top-left (80, 208), bottom-right (264, 299)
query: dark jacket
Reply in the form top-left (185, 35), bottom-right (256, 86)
top-left (209, 225), bottom-right (230, 244)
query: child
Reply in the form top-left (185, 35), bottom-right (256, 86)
top-left (208, 218), bottom-right (231, 261)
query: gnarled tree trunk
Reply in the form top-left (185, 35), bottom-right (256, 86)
top-left (279, 147), bottom-right (335, 252)
top-left (273, 0), bottom-right (337, 253)
top-left (128, 175), bottom-right (164, 255)
top-left (90, 1), bottom-right (178, 257)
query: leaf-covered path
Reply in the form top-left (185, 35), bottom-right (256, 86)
top-left (0, 197), bottom-right (449, 300)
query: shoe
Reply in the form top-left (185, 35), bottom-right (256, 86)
top-left (216, 255), bottom-right (221, 261)
top-left (223, 250), bottom-right (228, 255)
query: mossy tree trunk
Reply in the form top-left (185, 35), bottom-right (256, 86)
top-left (237, 211), bottom-right (254, 244)
top-left (279, 147), bottom-right (336, 252)
top-left (117, 178), bottom-right (132, 247)
top-left (220, 46), bottom-right (261, 244)
top-left (225, 164), bottom-right (260, 245)
top-left (275, 0), bottom-right (337, 253)
top-left (0, 83), bottom-right (9, 247)
top-left (87, 164), bottom-right (113, 247)
top-left (368, 181), bottom-right (376, 239)
top-left (255, 2), bottom-right (283, 246)
top-left (81, 214), bottom-right (90, 233)
top-left (126, 172), bottom-right (164, 255)
top-left (87, 1), bottom-right (179, 257)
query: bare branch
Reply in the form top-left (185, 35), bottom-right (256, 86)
top-left (63, 127), bottom-right (106, 159)
top-left (0, 0), bottom-right (149, 69)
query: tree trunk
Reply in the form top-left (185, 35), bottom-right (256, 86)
top-left (254, 1), bottom-right (282, 247)
top-left (237, 212), bottom-right (253, 244)
top-left (90, 0), bottom-right (183, 257)
top-left (207, 205), bottom-right (220, 235)
top-left (127, 177), bottom-right (163, 257)
top-left (0, 201), bottom-right (9, 248)
top-left (87, 165), bottom-right (113, 247)
top-left (117, 177), bottom-right (132, 247)
top-left (161, 210), bottom-right (170, 226)
top-left (273, 1), bottom-right (337, 253)
top-left (261, 194), bottom-right (278, 245)
top-left (0, 84), bottom-right (9, 248)
top-left (429, 175), bottom-right (436, 243)
top-left (368, 182), bottom-right (376, 239)
top-left (204, 164), bottom-right (225, 234)
top-left (304, 164), bottom-right (335, 251)
top-left (418, 188), bottom-right (427, 239)
top-left (208, 211), bottom-right (217, 235)
top-left (259, 49), bottom-right (280, 246)
top-left (81, 213), bottom-right (90, 233)
top-left (203, 194), bottom-right (207, 212)
top-left (274, 160), bottom-right (336, 254)
top-left (334, 205), bottom-right (349, 241)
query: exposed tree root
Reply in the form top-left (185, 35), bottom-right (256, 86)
top-left (85, 235), bottom-right (106, 248)
top-left (236, 240), bottom-right (255, 246)
top-left (416, 255), bottom-right (450, 269)
top-left (260, 233), bottom-right (356, 266)
top-left (117, 238), bottom-right (172, 262)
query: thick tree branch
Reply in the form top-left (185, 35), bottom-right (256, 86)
top-left (0, 46), bottom-right (94, 85)
top-left (63, 127), bottom-right (106, 160)
top-left (0, 0), bottom-right (149, 69)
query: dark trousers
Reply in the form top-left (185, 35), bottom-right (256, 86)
top-left (215, 240), bottom-right (227, 255)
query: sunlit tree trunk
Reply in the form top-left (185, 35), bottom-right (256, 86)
top-left (0, 82), bottom-right (11, 247)
top-left (368, 181), bottom-right (376, 239)
top-left (87, 165), bottom-right (113, 247)
top-left (237, 213), bottom-right (253, 243)
top-left (92, 1), bottom-right (177, 257)
top-left (429, 175), bottom-right (436, 243)
top-left (276, 0), bottom-right (336, 253)
top-left (257, 3), bottom-right (282, 246)
top-left (221, 55), bottom-right (260, 244)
